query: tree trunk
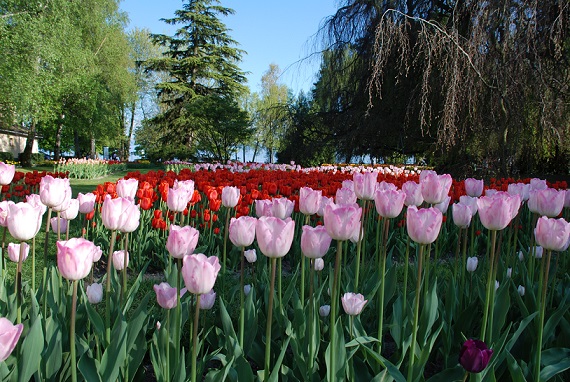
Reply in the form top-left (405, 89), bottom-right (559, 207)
top-left (20, 119), bottom-right (36, 167)
top-left (127, 101), bottom-right (136, 161)
top-left (90, 133), bottom-right (96, 159)
top-left (54, 114), bottom-right (64, 161)
top-left (74, 128), bottom-right (81, 158)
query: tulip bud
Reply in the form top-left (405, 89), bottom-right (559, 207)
top-left (243, 284), bottom-right (251, 296)
top-left (319, 305), bottom-right (331, 317)
top-left (200, 289), bottom-right (216, 310)
top-left (341, 292), bottom-right (367, 316)
top-left (156, 321), bottom-right (161, 331)
top-left (86, 283), bottom-right (104, 304)
top-left (506, 268), bottom-right (512, 278)
top-left (518, 251), bottom-right (524, 262)
top-left (495, 280), bottom-right (500, 291)
top-left (112, 250), bottom-right (129, 271)
top-left (50, 217), bottom-right (68, 234)
top-left (517, 285), bottom-right (525, 296)
top-left (466, 257), bottom-right (478, 273)
top-left (533, 246), bottom-right (543, 259)
top-left (7, 242), bottom-right (29, 263)
top-left (244, 249), bottom-right (257, 263)
top-left (314, 258), bottom-right (324, 271)
top-left (221, 186), bottom-right (240, 208)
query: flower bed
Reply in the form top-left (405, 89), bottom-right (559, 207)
top-left (0, 161), bottom-right (569, 382)
top-left (55, 158), bottom-right (127, 179)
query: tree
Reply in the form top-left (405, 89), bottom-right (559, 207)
top-left (142, 0), bottom-right (248, 160)
top-left (255, 64), bottom-right (290, 163)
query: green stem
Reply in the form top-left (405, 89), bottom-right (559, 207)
top-left (480, 230), bottom-right (497, 343)
top-left (70, 280), bottom-right (78, 382)
top-left (105, 230), bottom-right (117, 345)
top-left (278, 258), bottom-right (282, 314)
top-left (308, 262), bottom-right (315, 378)
top-left (121, 233), bottom-right (129, 306)
top-left (1, 226), bottom-right (6, 275)
top-left (535, 249), bottom-right (552, 382)
top-left (401, 234), bottom-right (410, 347)
top-left (355, 200), bottom-right (367, 290)
top-left (16, 241), bottom-right (25, 324)
top-left (329, 240), bottom-right (343, 382)
top-left (407, 244), bottom-right (425, 382)
top-left (191, 294), bottom-right (201, 382)
top-left (377, 217), bottom-right (390, 354)
top-left (264, 258), bottom-right (277, 382)
top-left (43, 207), bottom-right (53, 318)
top-left (166, 309), bottom-right (170, 381)
top-left (32, 236), bottom-right (36, 292)
top-left (300, 252), bottom-right (305, 309)
top-left (176, 258), bottom-right (182, 362)
top-left (239, 247), bottom-right (245, 349)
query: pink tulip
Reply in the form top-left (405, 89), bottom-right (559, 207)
top-left (86, 283), bottom-right (103, 304)
top-left (508, 183), bottom-right (530, 202)
top-left (477, 193), bottom-right (519, 231)
top-left (534, 217), bottom-right (570, 251)
top-left (335, 187), bottom-right (357, 206)
top-left (229, 216), bottom-right (257, 247)
top-left (200, 289), bottom-right (216, 310)
top-left (26, 194), bottom-right (46, 215)
top-left (459, 195), bottom-right (479, 216)
top-left (533, 188), bottom-right (565, 218)
top-left (166, 224), bottom-right (200, 259)
top-left (7, 202), bottom-right (43, 241)
top-left (77, 192), bottom-right (96, 214)
top-left (314, 258), bottom-right (324, 271)
top-left (153, 282), bottom-right (187, 309)
top-left (464, 178), bottom-right (484, 197)
top-left (56, 238), bottom-right (96, 280)
top-left (118, 201), bottom-right (140, 233)
top-left (530, 178), bottom-right (548, 191)
top-left (50, 181), bottom-right (72, 213)
top-left (377, 181), bottom-right (397, 192)
top-left (270, 197), bottom-right (294, 219)
top-left (92, 245), bottom-right (103, 263)
top-left (0, 317), bottom-right (23, 362)
top-left (256, 216), bottom-right (295, 258)
top-left (101, 196), bottom-right (134, 231)
top-left (374, 189), bottom-right (406, 218)
top-left (323, 203), bottom-right (362, 241)
top-left (402, 181), bottom-right (424, 207)
top-left (341, 292), bottom-right (367, 315)
top-left (182, 253), bottom-right (221, 294)
top-left (421, 172), bottom-right (452, 205)
top-left (452, 203), bottom-right (473, 228)
top-left (112, 250), bottom-right (129, 271)
top-left (7, 242), bottom-right (29, 263)
top-left (434, 196), bottom-right (451, 214)
top-left (173, 179), bottom-right (195, 194)
top-left (485, 189), bottom-right (498, 197)
top-left (301, 225), bottom-right (332, 259)
top-left (61, 199), bottom-right (79, 220)
top-left (0, 200), bottom-right (14, 227)
top-left (0, 162), bottom-right (15, 185)
top-left (406, 206), bottom-right (443, 244)
top-left (299, 187), bottom-right (322, 215)
top-left (342, 180), bottom-right (354, 190)
top-left (221, 186), bottom-right (240, 208)
top-left (116, 178), bottom-right (138, 200)
top-left (564, 189), bottom-right (570, 208)
top-left (353, 172), bottom-right (377, 200)
top-left (317, 196), bottom-right (334, 217)
top-left (255, 199), bottom-right (273, 217)
top-left (50, 217), bottom-right (68, 233)
top-left (167, 187), bottom-right (192, 212)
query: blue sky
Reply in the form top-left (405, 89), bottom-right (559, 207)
top-left (119, 0), bottom-right (338, 94)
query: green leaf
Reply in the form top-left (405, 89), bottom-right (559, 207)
top-left (505, 350), bottom-right (527, 382)
top-left (43, 316), bottom-right (63, 380)
top-left (357, 341), bottom-right (406, 382)
top-left (82, 288), bottom-right (105, 336)
top-left (268, 336), bottom-right (292, 382)
top-left (78, 354), bottom-right (102, 382)
top-left (425, 365), bottom-right (465, 382)
top-left (100, 316), bottom-right (128, 382)
top-left (17, 317), bottom-right (44, 382)
top-left (540, 348), bottom-right (570, 381)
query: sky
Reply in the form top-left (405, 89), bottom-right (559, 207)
top-left (119, 0), bottom-right (339, 94)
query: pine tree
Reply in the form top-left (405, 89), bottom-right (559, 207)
top-left (147, 0), bottom-right (248, 159)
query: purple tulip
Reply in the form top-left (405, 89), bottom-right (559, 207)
top-left (255, 199), bottom-right (273, 217)
top-left (229, 216), bottom-right (257, 247)
top-left (341, 292), bottom-right (367, 316)
top-left (0, 162), bottom-right (15, 185)
top-left (301, 225), bottom-right (332, 259)
top-left (434, 196), bottom-right (451, 214)
top-left (0, 317), bottom-right (23, 362)
top-left (299, 187), bottom-right (322, 215)
top-left (182, 253), bottom-right (221, 295)
top-left (323, 203), bottom-right (362, 241)
top-left (534, 217), bottom-right (570, 252)
top-left (244, 249), bottom-right (257, 263)
top-left (221, 186), bottom-right (240, 208)
top-left (166, 224), bottom-right (200, 259)
top-left (56, 238), bottom-right (96, 281)
top-left (199, 289), bottom-right (216, 310)
top-left (464, 178), bottom-right (484, 197)
top-left (256, 217), bottom-right (295, 258)
top-left (406, 206), bottom-right (443, 245)
top-left (459, 339), bottom-right (493, 373)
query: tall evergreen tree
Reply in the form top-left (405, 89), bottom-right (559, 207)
top-left (145, 0), bottom-right (248, 159)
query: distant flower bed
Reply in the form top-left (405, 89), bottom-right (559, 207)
top-left (55, 158), bottom-right (127, 179)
